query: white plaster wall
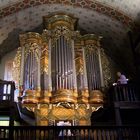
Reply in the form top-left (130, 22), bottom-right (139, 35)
top-left (0, 49), bottom-right (17, 80)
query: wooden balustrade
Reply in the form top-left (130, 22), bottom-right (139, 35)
top-left (109, 84), bottom-right (140, 102)
top-left (0, 126), bottom-right (140, 140)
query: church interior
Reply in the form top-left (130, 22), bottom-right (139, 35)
top-left (0, 0), bottom-right (140, 139)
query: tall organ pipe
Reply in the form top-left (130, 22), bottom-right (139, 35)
top-left (93, 53), bottom-right (97, 89)
top-left (51, 36), bottom-right (74, 91)
top-left (28, 53), bottom-right (31, 89)
top-left (63, 37), bottom-right (67, 89)
top-left (96, 53), bottom-right (100, 89)
top-left (20, 46), bottom-right (25, 86)
top-left (30, 52), bottom-right (32, 89)
top-left (65, 37), bottom-right (68, 89)
top-left (58, 37), bottom-right (61, 89)
top-left (71, 40), bottom-right (77, 90)
top-left (48, 39), bottom-right (52, 91)
top-left (82, 48), bottom-right (88, 89)
top-left (27, 54), bottom-right (30, 89)
top-left (67, 40), bottom-right (70, 89)
top-left (97, 53), bottom-right (101, 88)
top-left (91, 52), bottom-right (95, 90)
top-left (51, 44), bottom-right (56, 92)
top-left (69, 41), bottom-right (73, 90)
top-left (38, 47), bottom-right (41, 91)
top-left (55, 41), bottom-right (58, 91)
top-left (86, 48), bottom-right (101, 91)
top-left (98, 48), bottom-right (104, 88)
top-left (61, 36), bottom-right (64, 89)
top-left (87, 53), bottom-right (92, 92)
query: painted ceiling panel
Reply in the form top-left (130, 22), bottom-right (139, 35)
top-left (96, 0), bottom-right (140, 19)
top-left (0, 0), bottom-right (22, 8)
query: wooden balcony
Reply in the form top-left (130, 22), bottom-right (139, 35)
top-left (108, 84), bottom-right (140, 126)
top-left (0, 81), bottom-right (140, 139)
top-left (0, 125), bottom-right (140, 140)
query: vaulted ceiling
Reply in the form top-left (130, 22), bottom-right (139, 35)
top-left (0, 0), bottom-right (140, 74)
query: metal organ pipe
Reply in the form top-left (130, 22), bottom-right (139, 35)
top-left (30, 54), bottom-right (32, 88)
top-left (61, 36), bottom-right (64, 89)
top-left (64, 37), bottom-right (67, 89)
top-left (68, 40), bottom-right (71, 90)
top-left (31, 51), bottom-right (34, 89)
top-left (23, 57), bottom-right (26, 88)
top-left (31, 51), bottom-right (33, 89)
top-left (34, 53), bottom-right (38, 90)
top-left (90, 53), bottom-right (94, 90)
top-left (20, 46), bottom-right (25, 86)
top-left (98, 48), bottom-right (104, 88)
top-left (27, 54), bottom-right (30, 89)
top-left (51, 35), bottom-right (75, 91)
top-left (69, 41), bottom-right (73, 90)
top-left (28, 53), bottom-right (31, 89)
top-left (51, 44), bottom-right (55, 92)
top-left (85, 47), bottom-right (102, 92)
top-left (58, 38), bottom-right (61, 88)
top-left (58, 37), bottom-right (61, 89)
top-left (82, 48), bottom-right (88, 89)
top-left (55, 40), bottom-right (58, 90)
top-left (86, 52), bottom-right (92, 93)
top-left (91, 52), bottom-right (95, 90)
top-left (96, 53), bottom-right (100, 89)
top-left (38, 47), bottom-right (41, 91)
top-left (63, 37), bottom-right (67, 89)
top-left (96, 52), bottom-right (102, 89)
top-left (67, 40), bottom-right (70, 89)
top-left (71, 40), bottom-right (77, 90)
top-left (93, 53), bottom-right (97, 89)
top-left (48, 39), bottom-right (52, 91)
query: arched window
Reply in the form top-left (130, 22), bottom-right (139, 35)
top-left (4, 60), bottom-right (14, 81)
top-left (4, 60), bottom-right (18, 101)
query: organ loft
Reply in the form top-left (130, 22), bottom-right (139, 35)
top-left (14, 13), bottom-right (111, 126)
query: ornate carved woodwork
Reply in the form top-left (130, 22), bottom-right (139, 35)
top-left (13, 13), bottom-right (111, 126)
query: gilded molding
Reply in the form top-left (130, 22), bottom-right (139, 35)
top-left (13, 47), bottom-right (21, 85)
top-left (40, 43), bottom-right (49, 74)
top-left (18, 13), bottom-right (105, 126)
top-left (100, 48), bottom-right (111, 87)
top-left (43, 13), bottom-right (78, 31)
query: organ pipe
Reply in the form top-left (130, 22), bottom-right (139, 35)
top-left (38, 48), bottom-right (41, 91)
top-left (48, 39), bottom-right (52, 91)
top-left (83, 34), bottom-right (103, 94)
top-left (98, 48), bottom-right (104, 88)
top-left (82, 48), bottom-right (88, 89)
top-left (18, 14), bottom-right (105, 106)
top-left (20, 45), bottom-right (25, 86)
top-left (71, 40), bottom-right (77, 90)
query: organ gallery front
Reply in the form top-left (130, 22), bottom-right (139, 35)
top-left (14, 13), bottom-right (111, 126)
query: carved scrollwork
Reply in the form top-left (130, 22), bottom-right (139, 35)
top-left (12, 47), bottom-right (21, 84)
top-left (56, 102), bottom-right (73, 109)
top-left (100, 48), bottom-right (111, 87)
top-left (51, 26), bottom-right (72, 45)
top-left (24, 42), bottom-right (40, 63)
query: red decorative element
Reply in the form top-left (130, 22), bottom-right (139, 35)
top-left (63, 1), bottom-right (71, 5)
top-left (23, 0), bottom-right (29, 3)
top-left (0, 0), bottom-right (135, 28)
top-left (73, 3), bottom-right (81, 7)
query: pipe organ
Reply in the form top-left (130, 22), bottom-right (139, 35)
top-left (15, 13), bottom-right (111, 126)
